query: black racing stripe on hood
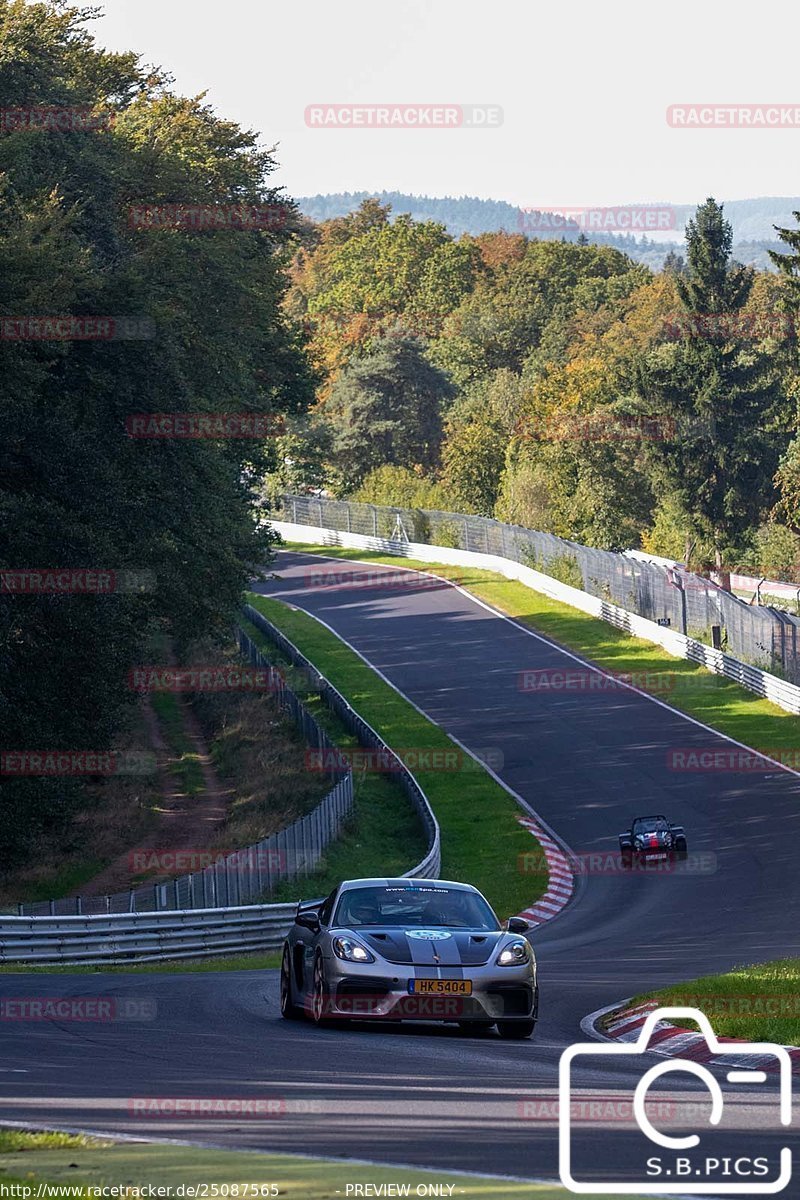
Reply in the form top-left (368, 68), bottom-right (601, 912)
top-left (359, 928), bottom-right (503, 967)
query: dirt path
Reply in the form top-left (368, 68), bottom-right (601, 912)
top-left (77, 696), bottom-right (231, 899)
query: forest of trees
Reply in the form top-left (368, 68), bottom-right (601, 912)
top-left (296, 190), bottom-right (789, 271)
top-left (6, 0), bottom-right (800, 868)
top-left (0, 0), bottom-right (311, 865)
top-left (275, 196), bottom-right (800, 583)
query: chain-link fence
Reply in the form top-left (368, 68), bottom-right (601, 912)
top-left (12, 626), bottom-right (355, 917)
top-left (278, 493), bottom-right (800, 683)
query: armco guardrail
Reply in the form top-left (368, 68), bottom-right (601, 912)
top-left (0, 904), bottom-right (299, 966)
top-left (273, 510), bottom-right (800, 719)
top-left (0, 617), bottom-right (441, 964)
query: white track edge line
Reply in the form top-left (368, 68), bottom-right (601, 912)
top-left (277, 546), bottom-right (800, 783)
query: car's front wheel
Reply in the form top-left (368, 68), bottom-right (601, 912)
top-left (311, 953), bottom-right (334, 1026)
top-left (280, 946), bottom-right (302, 1021)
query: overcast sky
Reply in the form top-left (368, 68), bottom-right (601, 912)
top-left (93, 0), bottom-right (799, 208)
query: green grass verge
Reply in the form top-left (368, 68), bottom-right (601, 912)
top-left (150, 693), bottom-right (205, 796)
top-left (237, 614), bottom-right (428, 903)
top-left (0, 952), bottom-right (281, 975)
top-left (631, 957), bottom-right (800, 1045)
top-left (0, 1130), bottom-right (648, 1199)
top-left (246, 593), bottom-right (547, 920)
top-left (279, 544), bottom-right (800, 762)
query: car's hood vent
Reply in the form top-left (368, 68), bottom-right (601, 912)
top-left (347, 928), bottom-right (505, 966)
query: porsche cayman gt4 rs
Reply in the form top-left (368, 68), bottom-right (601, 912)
top-left (280, 877), bottom-right (538, 1038)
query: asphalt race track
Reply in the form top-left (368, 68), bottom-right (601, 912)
top-left (2, 550), bottom-right (799, 1192)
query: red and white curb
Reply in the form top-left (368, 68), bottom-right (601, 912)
top-left (583, 997), bottom-right (800, 1074)
top-left (516, 815), bottom-right (575, 927)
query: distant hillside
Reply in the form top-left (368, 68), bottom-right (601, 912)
top-left (296, 191), bottom-right (793, 271)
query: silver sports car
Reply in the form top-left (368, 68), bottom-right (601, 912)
top-left (279, 877), bottom-right (538, 1038)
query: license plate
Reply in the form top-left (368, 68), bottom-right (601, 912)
top-left (648, 853), bottom-right (668, 859)
top-left (408, 979), bottom-right (472, 995)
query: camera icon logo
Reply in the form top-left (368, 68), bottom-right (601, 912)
top-left (559, 1007), bottom-right (792, 1194)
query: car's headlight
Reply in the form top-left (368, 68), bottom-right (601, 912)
top-left (496, 939), bottom-right (529, 967)
top-left (332, 936), bottom-right (375, 963)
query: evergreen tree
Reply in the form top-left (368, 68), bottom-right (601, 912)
top-left (636, 199), bottom-right (783, 580)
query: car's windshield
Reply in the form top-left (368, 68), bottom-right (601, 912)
top-left (634, 817), bottom-right (668, 834)
top-left (334, 885), bottom-right (500, 930)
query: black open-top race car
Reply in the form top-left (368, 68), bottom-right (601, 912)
top-left (619, 814), bottom-right (687, 864)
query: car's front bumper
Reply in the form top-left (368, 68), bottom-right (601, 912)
top-left (321, 955), bottom-right (537, 1023)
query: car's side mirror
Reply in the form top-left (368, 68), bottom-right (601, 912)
top-left (506, 916), bottom-right (530, 933)
top-left (296, 910), bottom-right (321, 933)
